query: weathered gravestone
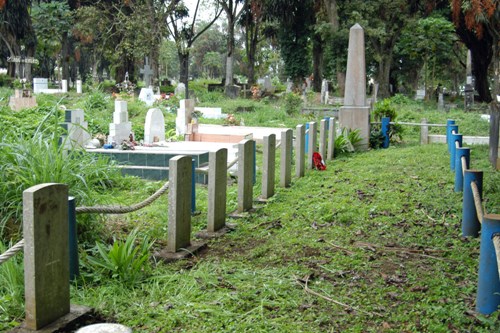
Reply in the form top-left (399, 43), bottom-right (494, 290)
top-left (140, 57), bottom-right (153, 87)
top-left (76, 80), bottom-right (83, 94)
top-left (144, 108), bottom-right (165, 144)
top-left (138, 87), bottom-right (155, 106)
top-left (321, 79), bottom-right (329, 104)
top-left (175, 83), bottom-right (186, 98)
top-left (339, 23), bottom-right (370, 150)
top-left (60, 109), bottom-right (91, 149)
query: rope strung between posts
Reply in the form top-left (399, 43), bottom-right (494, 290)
top-left (493, 234), bottom-right (500, 279)
top-left (0, 239), bottom-right (24, 265)
top-left (470, 181), bottom-right (485, 223)
top-left (76, 180), bottom-right (169, 214)
top-left (227, 156), bottom-right (239, 170)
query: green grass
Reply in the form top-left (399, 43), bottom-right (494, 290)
top-left (0, 88), bottom-right (499, 331)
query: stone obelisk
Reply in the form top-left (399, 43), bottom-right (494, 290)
top-left (339, 23), bottom-right (370, 149)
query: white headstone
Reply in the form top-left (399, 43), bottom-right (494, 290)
top-left (263, 76), bottom-right (272, 92)
top-left (139, 87), bottom-right (155, 106)
top-left (175, 83), bottom-right (186, 98)
top-left (33, 78), bottom-right (48, 94)
top-left (76, 80), bottom-right (82, 94)
top-left (144, 108), bottom-right (165, 144)
top-left (108, 100), bottom-right (132, 144)
top-left (176, 99), bottom-right (194, 136)
top-left (61, 79), bottom-right (68, 93)
top-left (321, 79), bottom-right (329, 104)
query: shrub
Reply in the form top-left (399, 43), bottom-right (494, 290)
top-left (335, 128), bottom-right (363, 155)
top-left (0, 241), bottom-right (24, 330)
top-left (283, 92), bottom-right (303, 115)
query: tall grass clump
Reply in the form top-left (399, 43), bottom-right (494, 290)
top-left (0, 105), bottom-right (121, 238)
top-left (0, 241), bottom-right (24, 331)
top-left (83, 229), bottom-right (154, 287)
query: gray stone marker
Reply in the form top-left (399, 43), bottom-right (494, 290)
top-left (167, 155), bottom-right (192, 252)
top-left (262, 134), bottom-right (276, 199)
top-left (23, 183), bottom-right (69, 330)
top-left (327, 117), bottom-right (336, 160)
top-left (208, 148), bottom-right (228, 232)
top-left (140, 57), bottom-right (153, 87)
top-left (280, 129), bottom-right (292, 188)
top-left (319, 119), bottom-right (327, 160)
top-left (307, 122), bottom-right (317, 169)
top-left (339, 23), bottom-right (370, 150)
top-left (420, 118), bottom-right (429, 145)
top-left (237, 139), bottom-right (254, 212)
top-left (296, 124), bottom-right (305, 178)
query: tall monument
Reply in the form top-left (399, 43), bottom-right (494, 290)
top-left (339, 23), bottom-right (370, 149)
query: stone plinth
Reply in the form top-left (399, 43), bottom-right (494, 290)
top-left (60, 109), bottom-right (91, 149)
top-left (108, 100), bottom-right (132, 144)
top-left (339, 106), bottom-right (370, 149)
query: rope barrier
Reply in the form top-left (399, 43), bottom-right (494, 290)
top-left (227, 156), bottom-right (238, 170)
top-left (0, 239), bottom-right (24, 265)
top-left (493, 234), bottom-right (500, 279)
top-left (470, 181), bottom-right (484, 223)
top-left (76, 180), bottom-right (169, 214)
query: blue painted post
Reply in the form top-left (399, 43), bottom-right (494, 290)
top-left (476, 214), bottom-right (500, 315)
top-left (68, 197), bottom-right (79, 280)
top-left (447, 124), bottom-right (458, 153)
top-left (381, 117), bottom-right (390, 148)
top-left (454, 147), bottom-right (470, 192)
top-left (191, 158), bottom-right (196, 214)
top-left (450, 133), bottom-right (462, 171)
top-left (446, 119), bottom-right (455, 147)
top-left (462, 170), bottom-right (483, 237)
top-left (305, 123), bottom-right (309, 154)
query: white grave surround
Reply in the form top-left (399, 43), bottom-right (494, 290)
top-left (33, 78), bottom-right (69, 94)
top-left (139, 87), bottom-right (156, 106)
top-left (144, 108), bottom-right (166, 144)
top-left (194, 107), bottom-right (227, 119)
top-left (108, 100), bottom-right (132, 144)
top-left (176, 99), bottom-right (194, 136)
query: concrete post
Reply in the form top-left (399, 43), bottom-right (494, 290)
top-left (319, 119), bottom-right (327, 159)
top-left (327, 117), bottom-right (336, 160)
top-left (167, 155), bottom-right (192, 252)
top-left (420, 118), bottom-right (429, 145)
top-left (280, 129), bottom-right (293, 188)
top-left (23, 183), bottom-right (70, 330)
top-left (238, 140), bottom-right (254, 212)
top-left (307, 122), bottom-right (317, 169)
top-left (262, 134), bottom-right (276, 199)
top-left (296, 124), bottom-right (305, 178)
top-left (208, 148), bottom-right (227, 232)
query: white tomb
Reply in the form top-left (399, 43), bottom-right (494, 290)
top-left (144, 108), bottom-right (165, 144)
top-left (33, 78), bottom-right (48, 94)
top-left (76, 80), bottom-right (82, 94)
top-left (108, 100), bottom-right (132, 145)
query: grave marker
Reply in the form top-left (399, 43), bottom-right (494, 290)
top-left (280, 129), bottom-right (292, 188)
top-left (339, 23), bottom-right (370, 149)
top-left (262, 134), bottom-right (276, 199)
top-left (140, 57), bottom-right (153, 87)
top-left (23, 183), bottom-right (70, 330)
top-left (208, 148), bottom-right (228, 232)
top-left (296, 124), bottom-right (305, 177)
top-left (144, 108), bottom-right (165, 144)
top-left (238, 140), bottom-right (254, 212)
top-left (108, 100), bottom-right (132, 145)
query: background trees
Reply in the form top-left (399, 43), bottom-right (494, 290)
top-left (0, 0), bottom-right (498, 105)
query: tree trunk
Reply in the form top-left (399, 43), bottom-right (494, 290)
top-left (179, 51), bottom-right (190, 99)
top-left (312, 33), bottom-right (323, 92)
top-left (61, 32), bottom-right (70, 81)
top-left (376, 54), bottom-right (392, 99)
top-left (225, 13), bottom-right (235, 88)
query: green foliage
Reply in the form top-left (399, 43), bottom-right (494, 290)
top-left (0, 241), bottom-right (24, 331)
top-left (0, 106), bottom-right (121, 237)
top-left (283, 92), bottom-right (303, 115)
top-left (0, 74), bottom-right (13, 87)
top-left (372, 98), bottom-right (404, 145)
top-left (334, 128), bottom-right (363, 155)
top-left (372, 98), bottom-right (397, 122)
top-left (84, 229), bottom-right (154, 286)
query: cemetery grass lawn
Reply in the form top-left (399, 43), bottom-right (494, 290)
top-left (70, 143), bottom-right (500, 332)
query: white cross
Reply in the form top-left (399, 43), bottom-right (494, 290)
top-left (140, 57), bottom-right (153, 87)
